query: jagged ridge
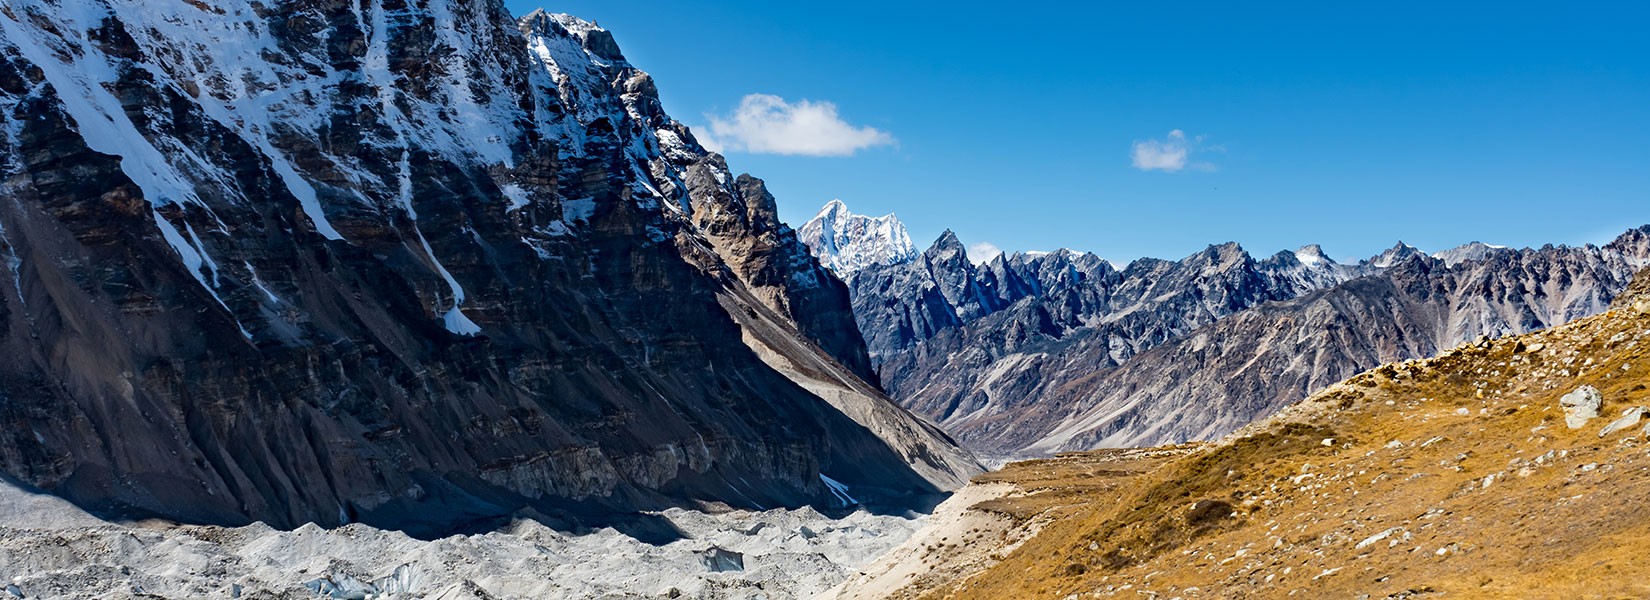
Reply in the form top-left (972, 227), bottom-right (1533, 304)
top-left (848, 227), bottom-right (1650, 458)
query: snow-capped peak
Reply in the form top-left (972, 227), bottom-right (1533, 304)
top-left (1432, 241), bottom-right (1512, 267)
top-left (815, 199), bottom-right (852, 221)
top-left (1368, 242), bottom-right (1425, 268)
top-left (799, 200), bottom-right (919, 274)
top-left (1294, 244), bottom-right (1332, 266)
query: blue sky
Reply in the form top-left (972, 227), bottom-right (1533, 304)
top-left (507, 0), bottom-right (1650, 264)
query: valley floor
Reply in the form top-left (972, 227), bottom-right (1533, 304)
top-left (847, 295), bottom-right (1650, 599)
top-left (8, 289), bottom-right (1648, 600)
top-left (823, 447), bottom-right (1201, 600)
top-left (0, 482), bottom-right (922, 599)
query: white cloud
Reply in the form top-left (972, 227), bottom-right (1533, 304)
top-left (1131, 129), bottom-right (1216, 172)
top-left (700, 94), bottom-right (894, 157)
top-left (967, 242), bottom-right (1003, 265)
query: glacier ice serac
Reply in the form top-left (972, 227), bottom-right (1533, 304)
top-left (799, 199), bottom-right (919, 274)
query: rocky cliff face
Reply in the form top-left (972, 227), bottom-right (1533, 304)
top-left (1018, 232), bottom-right (1649, 454)
top-left (847, 233), bottom-right (1356, 459)
top-left (850, 234), bottom-right (1358, 366)
top-left (682, 172), bottom-right (879, 384)
top-left (847, 227), bottom-right (1650, 458)
top-left (0, 0), bottom-right (976, 534)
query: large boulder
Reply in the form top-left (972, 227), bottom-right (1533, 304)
top-left (1599, 407), bottom-right (1646, 437)
top-left (1562, 386), bottom-right (1605, 429)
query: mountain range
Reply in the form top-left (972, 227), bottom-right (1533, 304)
top-left (3, 2), bottom-right (1643, 597)
top-left (803, 201), bottom-right (1650, 459)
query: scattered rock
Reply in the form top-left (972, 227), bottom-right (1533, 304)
top-left (1598, 407), bottom-right (1646, 437)
top-left (1187, 499), bottom-right (1235, 526)
top-left (1355, 527), bottom-right (1406, 550)
top-left (1561, 386), bottom-right (1604, 429)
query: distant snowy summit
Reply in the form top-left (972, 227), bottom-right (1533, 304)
top-left (799, 200), bottom-right (919, 274)
top-left (1432, 241), bottom-right (1513, 267)
top-left (1366, 241), bottom-right (1427, 268)
top-left (1370, 240), bottom-right (1516, 268)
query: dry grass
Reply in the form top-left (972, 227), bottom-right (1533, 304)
top-left (970, 446), bottom-right (1203, 522)
top-left (906, 301), bottom-right (1650, 599)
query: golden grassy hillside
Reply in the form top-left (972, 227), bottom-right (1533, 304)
top-left (914, 272), bottom-right (1650, 599)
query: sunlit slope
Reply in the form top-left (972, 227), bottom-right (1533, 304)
top-left (928, 267), bottom-right (1650, 599)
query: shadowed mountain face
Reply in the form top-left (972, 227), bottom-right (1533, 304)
top-left (0, 0), bottom-right (976, 534)
top-left (844, 225), bottom-right (1650, 458)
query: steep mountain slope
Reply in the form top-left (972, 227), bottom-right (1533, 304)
top-left (889, 265), bottom-right (1650, 599)
top-left (1018, 233), bottom-right (1648, 454)
top-left (848, 233), bottom-right (1356, 365)
top-left (847, 227), bottom-right (1649, 458)
top-left (0, 0), bottom-right (976, 534)
top-left (798, 199), bottom-right (919, 275)
top-left (846, 232), bottom-right (1358, 457)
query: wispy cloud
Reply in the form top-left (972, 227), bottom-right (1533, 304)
top-left (699, 94), bottom-right (894, 157)
top-left (1131, 129), bottom-right (1217, 172)
top-left (967, 242), bottom-right (1003, 265)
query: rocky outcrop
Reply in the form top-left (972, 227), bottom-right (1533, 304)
top-left (1562, 386), bottom-right (1605, 429)
top-left (1610, 265), bottom-right (1650, 312)
top-left (0, 0), bottom-right (976, 534)
top-left (681, 169), bottom-right (878, 383)
top-left (1597, 406), bottom-right (1643, 437)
